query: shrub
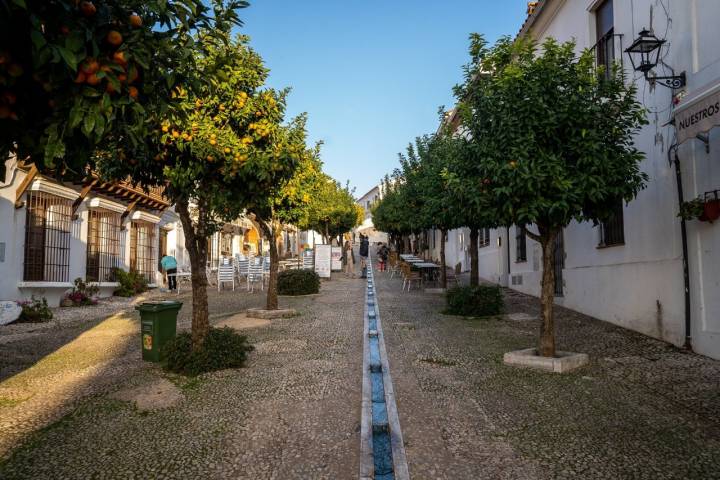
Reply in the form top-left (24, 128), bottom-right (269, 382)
top-left (277, 269), bottom-right (320, 296)
top-left (444, 285), bottom-right (504, 317)
top-left (162, 327), bottom-right (254, 376)
top-left (62, 278), bottom-right (99, 307)
top-left (17, 296), bottom-right (53, 323)
top-left (113, 268), bottom-right (148, 297)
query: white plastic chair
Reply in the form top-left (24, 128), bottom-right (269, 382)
top-left (236, 257), bottom-right (250, 282)
top-left (247, 259), bottom-right (264, 292)
top-left (217, 258), bottom-right (235, 291)
top-left (262, 256), bottom-right (271, 283)
top-left (302, 250), bottom-right (314, 270)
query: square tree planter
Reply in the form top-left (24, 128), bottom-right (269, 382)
top-left (503, 348), bottom-right (588, 373)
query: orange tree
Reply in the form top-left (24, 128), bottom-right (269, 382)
top-left (455, 35), bottom-right (647, 357)
top-left (0, 0), bottom-right (245, 178)
top-left (305, 176), bottom-right (363, 245)
top-left (102, 33), bottom-right (304, 349)
top-left (372, 173), bottom-right (413, 253)
top-left (248, 141), bottom-right (324, 310)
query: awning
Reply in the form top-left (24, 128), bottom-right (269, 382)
top-left (672, 79), bottom-right (720, 144)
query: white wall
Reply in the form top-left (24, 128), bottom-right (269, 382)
top-left (467, 0), bottom-right (720, 358)
top-left (1, 160), bottom-right (185, 305)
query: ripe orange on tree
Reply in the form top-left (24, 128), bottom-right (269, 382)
top-left (106, 31), bottom-right (123, 47)
top-left (80, 58), bottom-right (99, 75)
top-left (129, 14), bottom-right (142, 27)
top-left (79, 1), bottom-right (96, 17)
top-left (85, 73), bottom-right (101, 86)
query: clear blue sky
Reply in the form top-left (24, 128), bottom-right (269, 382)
top-left (240, 1), bottom-right (529, 197)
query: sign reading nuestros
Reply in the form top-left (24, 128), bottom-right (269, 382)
top-left (674, 83), bottom-right (720, 144)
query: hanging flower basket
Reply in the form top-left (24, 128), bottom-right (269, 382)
top-left (703, 191), bottom-right (720, 222)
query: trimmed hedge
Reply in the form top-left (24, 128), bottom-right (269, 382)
top-left (277, 269), bottom-right (320, 296)
top-left (162, 327), bottom-right (254, 376)
top-left (444, 285), bottom-right (504, 317)
top-left (113, 268), bottom-right (148, 297)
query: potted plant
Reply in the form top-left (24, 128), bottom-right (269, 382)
top-left (703, 191), bottom-right (720, 222)
top-left (679, 197), bottom-right (705, 221)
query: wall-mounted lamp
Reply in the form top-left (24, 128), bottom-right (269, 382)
top-left (625, 29), bottom-right (686, 89)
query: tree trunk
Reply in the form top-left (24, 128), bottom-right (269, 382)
top-left (538, 227), bottom-right (558, 357)
top-left (439, 229), bottom-right (447, 289)
top-left (176, 198), bottom-right (210, 351)
top-left (266, 224), bottom-right (280, 311)
top-left (257, 220), bottom-right (280, 311)
top-left (469, 227), bottom-right (479, 287)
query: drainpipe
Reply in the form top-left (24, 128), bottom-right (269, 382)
top-left (506, 226), bottom-right (511, 284)
top-left (670, 144), bottom-right (692, 350)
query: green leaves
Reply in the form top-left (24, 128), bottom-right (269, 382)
top-left (455, 34), bottom-right (647, 231)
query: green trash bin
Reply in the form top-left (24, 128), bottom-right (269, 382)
top-left (135, 301), bottom-right (183, 362)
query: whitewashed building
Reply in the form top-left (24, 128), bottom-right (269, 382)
top-left (0, 157), bottom-right (283, 307)
top-left (355, 185), bottom-right (388, 245)
top-left (0, 158), bottom-right (182, 306)
top-left (419, 0), bottom-right (720, 360)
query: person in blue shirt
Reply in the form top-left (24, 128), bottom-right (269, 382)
top-left (160, 254), bottom-right (178, 292)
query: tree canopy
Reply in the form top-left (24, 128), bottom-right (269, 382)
top-left (304, 176), bottom-right (363, 242)
top-left (0, 0), bottom-right (246, 179)
top-left (452, 34), bottom-right (648, 356)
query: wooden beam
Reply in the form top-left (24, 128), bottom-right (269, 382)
top-left (120, 198), bottom-right (140, 227)
top-left (14, 164), bottom-right (38, 208)
top-left (71, 179), bottom-right (99, 218)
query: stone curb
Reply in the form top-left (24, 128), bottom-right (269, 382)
top-left (503, 347), bottom-right (589, 373)
top-left (245, 308), bottom-right (298, 319)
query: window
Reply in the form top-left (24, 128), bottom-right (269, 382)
top-left (220, 232), bottom-right (233, 257)
top-left (130, 221), bottom-right (156, 283)
top-left (516, 225), bottom-right (527, 262)
top-left (599, 201), bottom-right (625, 247)
top-left (479, 228), bottom-right (490, 248)
top-left (24, 191), bottom-right (72, 282)
top-left (595, 0), bottom-right (614, 79)
top-left (157, 228), bottom-right (168, 272)
top-left (86, 209), bottom-right (122, 282)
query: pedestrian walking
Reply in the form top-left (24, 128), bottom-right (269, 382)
top-left (377, 242), bottom-right (389, 272)
top-left (160, 254), bottom-right (178, 292)
top-left (359, 234), bottom-right (369, 278)
top-left (343, 240), bottom-right (355, 278)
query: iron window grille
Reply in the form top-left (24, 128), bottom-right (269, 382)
top-left (599, 201), bottom-right (625, 247)
top-left (479, 228), bottom-right (491, 248)
top-left (86, 209), bottom-right (122, 282)
top-left (208, 233), bottom-right (220, 267)
top-left (130, 220), bottom-right (156, 283)
top-left (592, 0), bottom-right (623, 80)
top-left (157, 229), bottom-right (168, 272)
top-left (220, 232), bottom-right (233, 257)
top-left (24, 191), bottom-right (72, 282)
top-left (516, 225), bottom-right (527, 262)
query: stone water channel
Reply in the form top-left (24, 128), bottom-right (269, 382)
top-left (360, 260), bottom-right (409, 480)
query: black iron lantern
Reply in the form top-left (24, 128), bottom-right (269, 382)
top-left (625, 29), bottom-right (686, 89)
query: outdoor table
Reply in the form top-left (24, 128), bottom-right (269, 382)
top-left (413, 262), bottom-right (441, 283)
top-left (403, 258), bottom-right (423, 264)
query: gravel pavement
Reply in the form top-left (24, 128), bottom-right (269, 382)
top-left (0, 275), bottom-right (364, 479)
top-left (376, 270), bottom-right (720, 479)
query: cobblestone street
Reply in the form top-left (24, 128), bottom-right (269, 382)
top-left (376, 271), bottom-right (720, 479)
top-left (0, 275), bottom-right (364, 479)
top-left (1, 266), bottom-right (720, 479)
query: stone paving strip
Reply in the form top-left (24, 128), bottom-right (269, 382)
top-left (360, 262), bottom-right (409, 480)
top-left (375, 271), bottom-right (720, 479)
top-left (0, 275), bottom-right (364, 479)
